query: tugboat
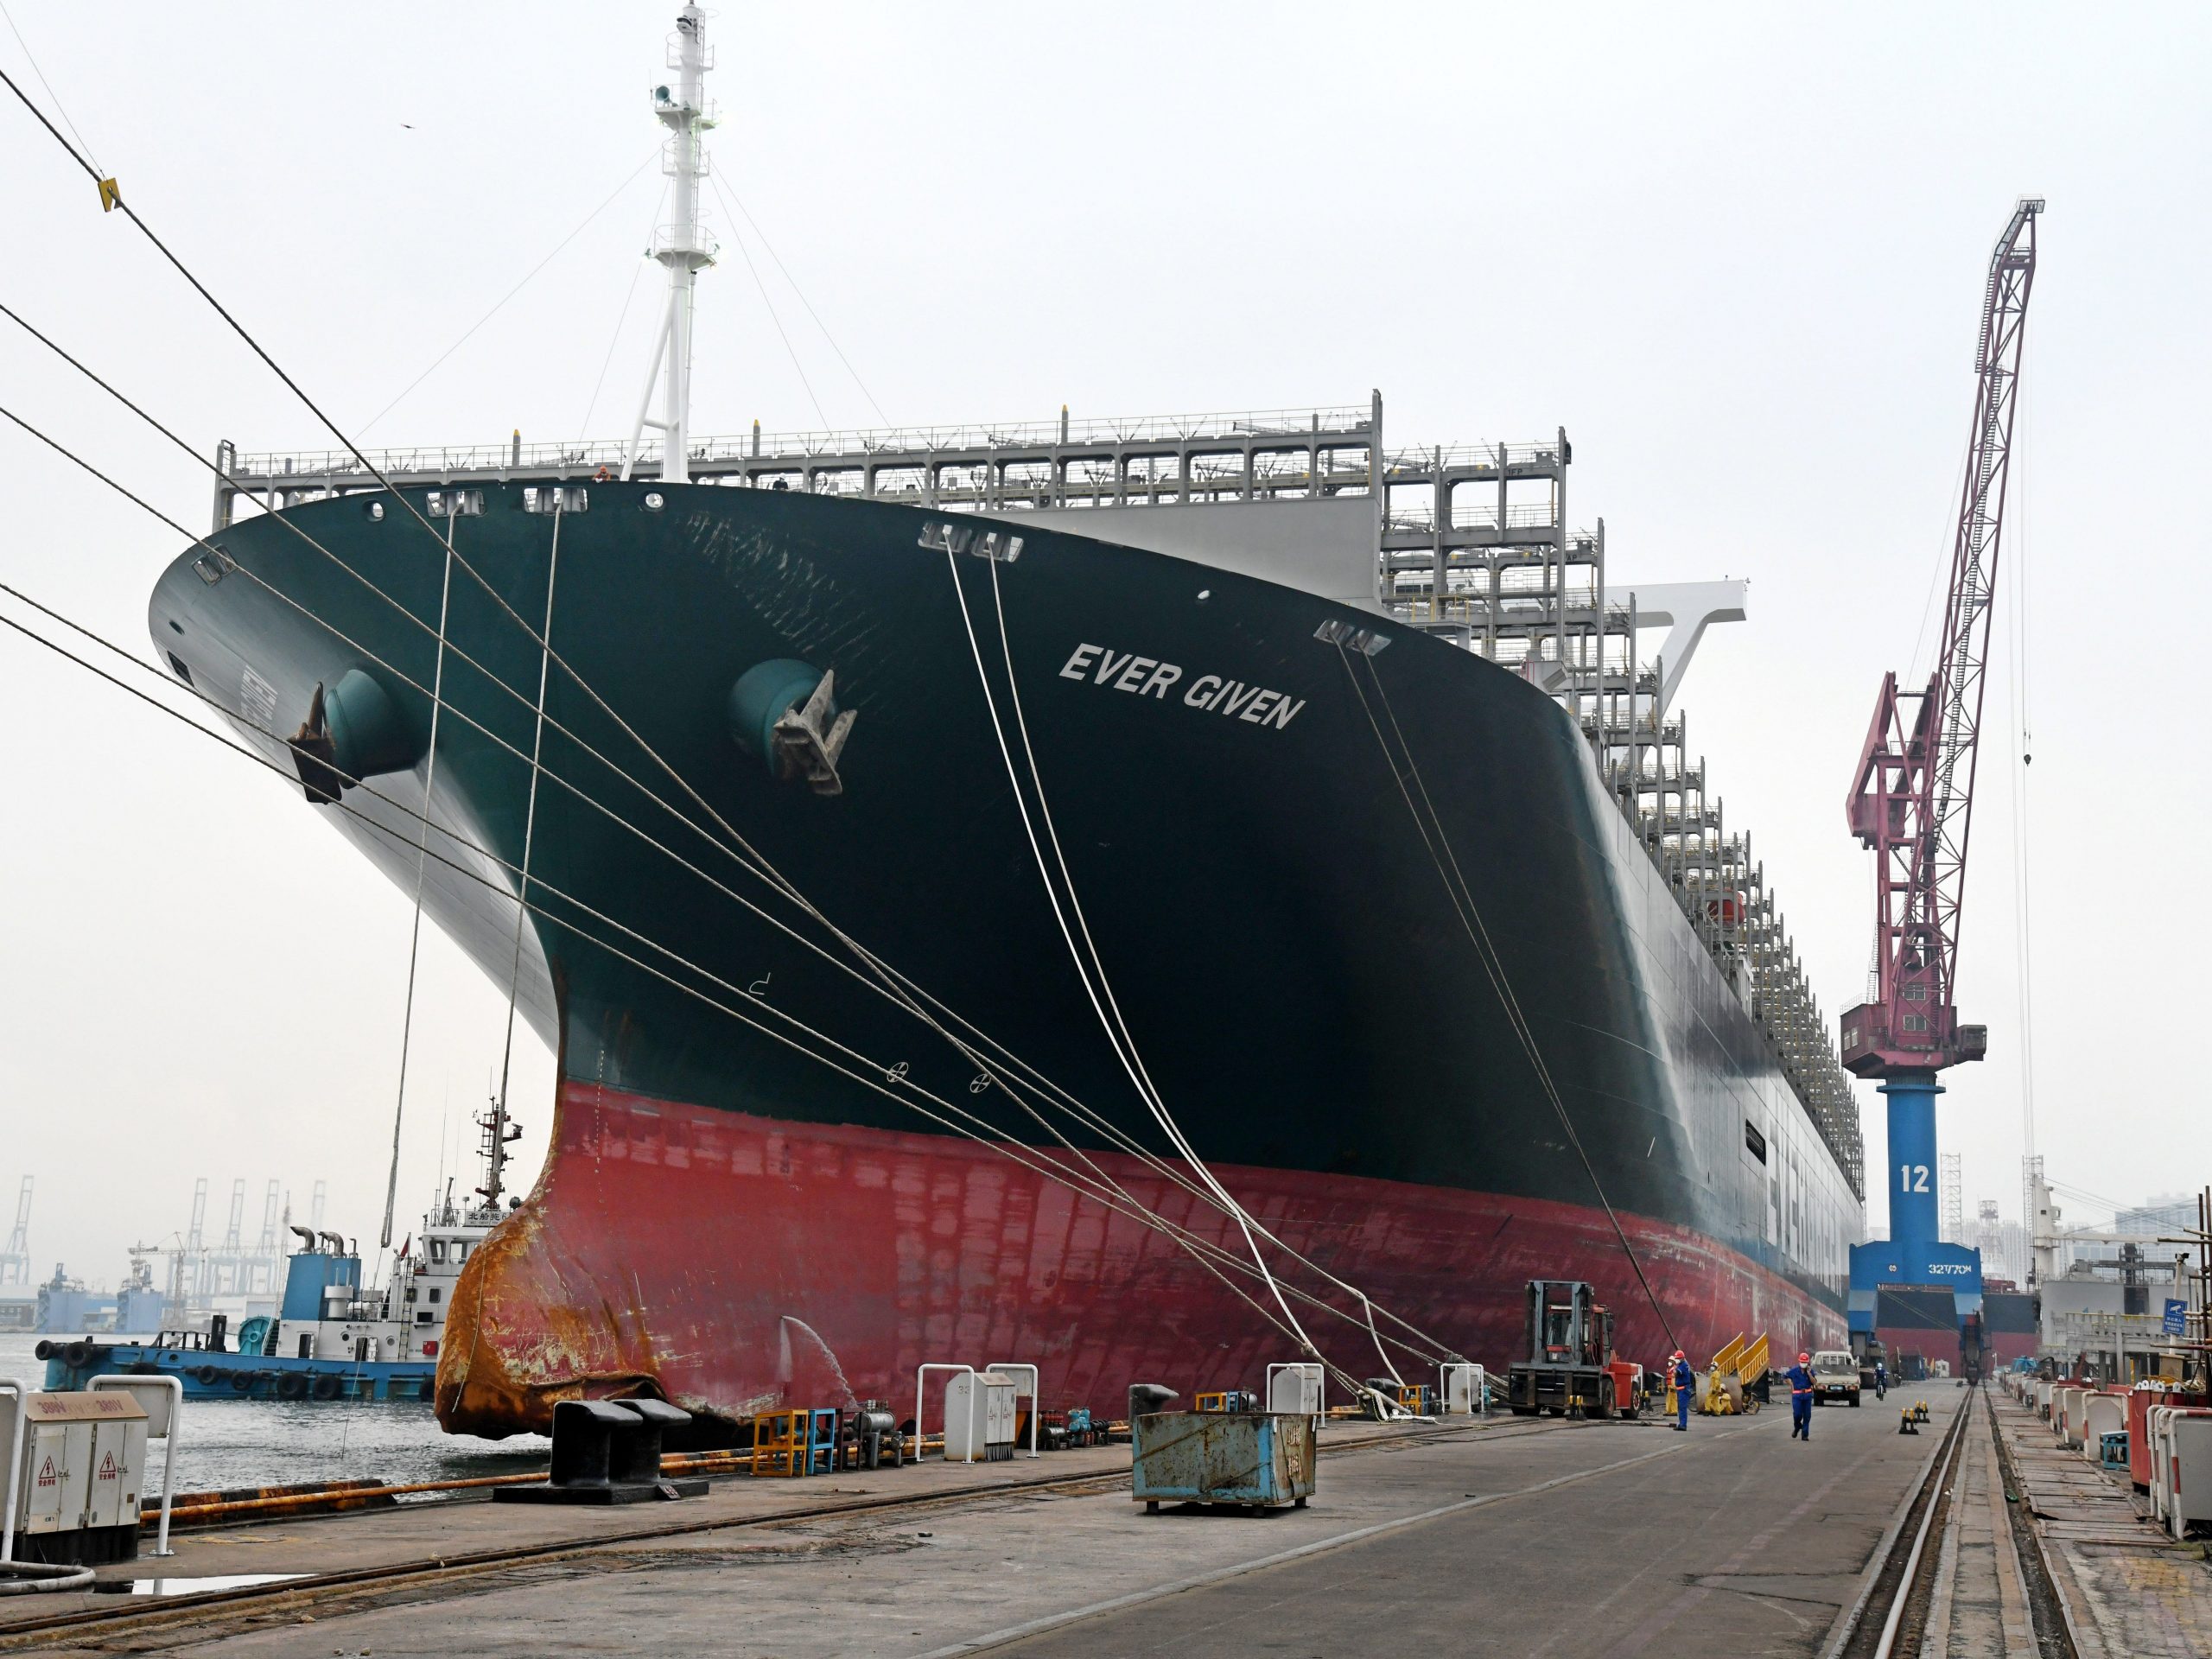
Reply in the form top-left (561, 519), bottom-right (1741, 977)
top-left (40, 1101), bottom-right (522, 1402)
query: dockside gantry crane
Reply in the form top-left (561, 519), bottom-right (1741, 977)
top-left (1, 1176), bottom-right (29, 1287)
top-left (1840, 198), bottom-right (2043, 1362)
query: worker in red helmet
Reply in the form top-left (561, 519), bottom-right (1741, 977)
top-left (1670, 1351), bottom-right (1694, 1431)
top-left (1786, 1351), bottom-right (1815, 1440)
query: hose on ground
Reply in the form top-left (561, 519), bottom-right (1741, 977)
top-left (0, 1560), bottom-right (96, 1595)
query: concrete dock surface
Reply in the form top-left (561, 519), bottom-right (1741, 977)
top-left (3, 1399), bottom-right (1972, 1656)
top-left (1985, 1382), bottom-right (2212, 1659)
top-left (50, 1388), bottom-right (2212, 1656)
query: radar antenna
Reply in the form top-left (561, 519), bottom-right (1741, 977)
top-left (474, 1093), bottom-right (524, 1219)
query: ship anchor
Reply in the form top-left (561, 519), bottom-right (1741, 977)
top-left (770, 669), bottom-right (856, 798)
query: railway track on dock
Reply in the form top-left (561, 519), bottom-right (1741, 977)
top-left (1827, 1392), bottom-right (2078, 1659)
top-left (0, 1414), bottom-right (1572, 1652)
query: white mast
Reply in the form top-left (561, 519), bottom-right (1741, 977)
top-left (622, 5), bottom-right (716, 484)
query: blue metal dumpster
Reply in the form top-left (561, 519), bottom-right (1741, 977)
top-left (1131, 1410), bottom-right (1317, 1512)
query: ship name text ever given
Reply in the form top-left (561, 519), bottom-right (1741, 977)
top-left (1058, 642), bottom-right (1307, 730)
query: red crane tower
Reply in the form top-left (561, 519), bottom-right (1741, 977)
top-left (1841, 199), bottom-right (2042, 1369)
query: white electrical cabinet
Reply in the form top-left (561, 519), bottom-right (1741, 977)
top-left (944, 1370), bottom-right (1017, 1463)
top-left (2150, 1407), bottom-right (2185, 1524)
top-left (5, 1390), bottom-right (149, 1564)
top-left (2056, 1387), bottom-right (2088, 1447)
top-left (1266, 1363), bottom-right (1324, 1417)
top-left (2154, 1408), bottom-right (2212, 1538)
top-left (1440, 1363), bottom-right (1485, 1415)
top-left (2079, 1393), bottom-right (2125, 1463)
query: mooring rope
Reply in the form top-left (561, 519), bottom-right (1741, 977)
top-left (1337, 641), bottom-right (1679, 1354)
top-left (942, 546), bottom-right (1325, 1363)
top-left (0, 577), bottom-right (1442, 1387)
top-left (0, 69), bottom-right (1461, 1392)
top-left (380, 508), bottom-right (458, 1252)
top-left (0, 378), bottom-right (1443, 1378)
top-left (491, 501), bottom-right (564, 1161)
top-left (978, 555), bottom-right (1427, 1392)
top-left (0, 279), bottom-right (1428, 1383)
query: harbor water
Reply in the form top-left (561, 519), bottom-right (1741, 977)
top-left (0, 1333), bottom-right (548, 1494)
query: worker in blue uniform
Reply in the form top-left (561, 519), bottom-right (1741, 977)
top-left (1786, 1351), bottom-right (1815, 1440)
top-left (1874, 1359), bottom-right (1888, 1401)
top-left (1671, 1351), bottom-right (1694, 1430)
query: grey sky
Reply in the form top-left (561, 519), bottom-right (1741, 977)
top-left (0, 3), bottom-right (2203, 1287)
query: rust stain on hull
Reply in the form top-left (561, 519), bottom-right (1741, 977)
top-left (437, 1100), bottom-right (662, 1436)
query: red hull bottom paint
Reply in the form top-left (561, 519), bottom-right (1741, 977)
top-left (438, 1084), bottom-right (1846, 1435)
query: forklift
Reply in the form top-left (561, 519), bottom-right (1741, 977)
top-left (1506, 1280), bottom-right (1642, 1418)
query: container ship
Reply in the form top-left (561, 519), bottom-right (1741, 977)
top-left (145, 8), bottom-right (1865, 1436)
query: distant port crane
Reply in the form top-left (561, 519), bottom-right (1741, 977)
top-left (1840, 199), bottom-right (2043, 1360)
top-left (1, 1176), bottom-right (29, 1287)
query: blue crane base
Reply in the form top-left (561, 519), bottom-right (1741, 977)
top-left (1847, 1071), bottom-right (1983, 1337)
